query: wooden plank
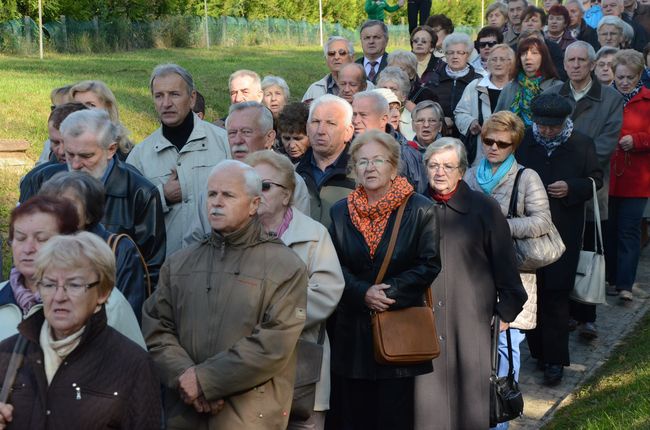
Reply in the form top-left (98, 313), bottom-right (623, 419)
top-left (0, 139), bottom-right (29, 152)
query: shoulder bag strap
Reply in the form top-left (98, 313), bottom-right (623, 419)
top-left (374, 193), bottom-right (412, 285)
top-left (507, 168), bottom-right (526, 219)
top-left (477, 89), bottom-right (484, 126)
top-left (491, 315), bottom-right (500, 376)
top-left (0, 335), bottom-right (28, 403)
top-left (107, 233), bottom-right (152, 297)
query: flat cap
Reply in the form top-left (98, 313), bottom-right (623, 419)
top-left (531, 93), bottom-right (573, 126)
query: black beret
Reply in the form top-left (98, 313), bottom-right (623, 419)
top-left (530, 93), bottom-right (573, 126)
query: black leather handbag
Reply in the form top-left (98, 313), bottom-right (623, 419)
top-left (489, 316), bottom-right (524, 427)
top-left (290, 324), bottom-right (325, 421)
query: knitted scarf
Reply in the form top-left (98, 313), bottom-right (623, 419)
top-left (511, 72), bottom-right (543, 126)
top-left (533, 119), bottom-right (574, 156)
top-left (476, 153), bottom-right (516, 195)
top-left (347, 176), bottom-right (414, 259)
top-left (615, 80), bottom-right (643, 107)
top-left (10, 267), bottom-right (40, 315)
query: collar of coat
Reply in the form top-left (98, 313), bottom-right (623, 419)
top-left (558, 77), bottom-right (603, 102)
top-left (18, 305), bottom-right (108, 348)
top-left (152, 112), bottom-right (209, 154)
top-left (434, 180), bottom-right (472, 214)
top-left (207, 217), bottom-right (282, 252)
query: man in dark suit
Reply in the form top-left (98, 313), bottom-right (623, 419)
top-left (356, 20), bottom-right (390, 84)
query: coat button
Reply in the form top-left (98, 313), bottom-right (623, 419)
top-left (46, 410), bottom-right (51, 415)
top-left (177, 162), bottom-right (181, 166)
top-left (258, 413), bottom-right (264, 418)
top-left (439, 335), bottom-right (445, 341)
top-left (438, 300), bottom-right (444, 307)
top-left (36, 359), bottom-right (42, 364)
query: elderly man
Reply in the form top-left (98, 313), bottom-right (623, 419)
top-left (296, 95), bottom-right (356, 228)
top-left (302, 37), bottom-right (355, 103)
top-left (337, 63), bottom-right (369, 104)
top-left (19, 109), bottom-right (166, 284)
top-left (351, 90), bottom-right (427, 193)
top-left (229, 69), bottom-right (264, 104)
top-left (544, 40), bottom-right (624, 340)
top-left (566, 0), bottom-right (600, 50)
top-left (143, 160), bottom-right (307, 430)
top-left (127, 64), bottom-right (230, 255)
top-left (602, 0), bottom-right (649, 50)
top-left (356, 20), bottom-right (390, 84)
top-left (504, 0), bottom-right (528, 44)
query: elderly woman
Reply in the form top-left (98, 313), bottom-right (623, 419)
top-left (277, 102), bottom-right (310, 164)
top-left (464, 111), bottom-right (552, 394)
top-left (387, 49), bottom-right (439, 109)
top-left (486, 1), bottom-right (509, 32)
top-left (495, 37), bottom-right (561, 126)
top-left (545, 5), bottom-right (578, 51)
top-left (597, 15), bottom-right (628, 48)
top-left (470, 26), bottom-right (504, 76)
top-left (410, 25), bottom-right (444, 83)
top-left (455, 44), bottom-right (516, 165)
top-left (0, 232), bottom-right (161, 429)
top-left (242, 150), bottom-right (344, 429)
top-left (377, 66), bottom-right (418, 139)
top-left (606, 50), bottom-right (650, 302)
top-left (39, 171), bottom-right (149, 322)
top-left (408, 100), bottom-right (445, 152)
top-left (594, 46), bottom-right (619, 85)
top-left (262, 75), bottom-right (290, 118)
top-left (328, 130), bottom-right (440, 430)
top-left (415, 138), bottom-right (526, 429)
top-left (517, 93), bottom-right (602, 386)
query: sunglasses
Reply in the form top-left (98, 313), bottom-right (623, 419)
top-left (261, 181), bottom-right (286, 191)
top-left (478, 41), bottom-right (498, 48)
top-left (483, 137), bottom-right (513, 149)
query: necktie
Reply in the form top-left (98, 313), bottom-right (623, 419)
top-left (368, 61), bottom-right (378, 82)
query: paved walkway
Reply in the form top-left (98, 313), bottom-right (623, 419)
top-left (510, 246), bottom-right (650, 429)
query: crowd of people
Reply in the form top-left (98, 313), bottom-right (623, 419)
top-left (0, 0), bottom-right (649, 428)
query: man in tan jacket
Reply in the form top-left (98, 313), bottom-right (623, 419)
top-left (143, 160), bottom-right (308, 429)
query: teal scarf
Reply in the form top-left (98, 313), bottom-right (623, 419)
top-left (476, 154), bottom-right (516, 195)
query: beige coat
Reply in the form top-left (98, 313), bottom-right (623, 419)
top-left (126, 113), bottom-right (231, 255)
top-left (281, 208), bottom-right (344, 411)
top-left (465, 163), bottom-right (552, 329)
top-left (142, 219), bottom-right (308, 430)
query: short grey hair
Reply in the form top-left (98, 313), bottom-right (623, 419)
top-left (308, 94), bottom-right (353, 127)
top-left (596, 45), bottom-right (619, 60)
top-left (486, 1), bottom-right (508, 18)
top-left (442, 32), bottom-right (473, 52)
top-left (597, 15), bottom-right (626, 33)
top-left (411, 100), bottom-right (444, 122)
top-left (376, 66), bottom-right (411, 101)
top-left (387, 50), bottom-right (418, 80)
top-left (422, 137), bottom-right (469, 175)
top-left (261, 75), bottom-right (290, 100)
top-left (149, 63), bottom-right (194, 94)
top-left (353, 90), bottom-right (389, 116)
top-left (209, 160), bottom-right (262, 197)
top-left (508, 0), bottom-right (529, 6)
top-left (565, 40), bottom-right (596, 62)
top-left (324, 36), bottom-right (355, 58)
top-left (229, 69), bottom-right (262, 92)
top-left (60, 109), bottom-right (126, 151)
top-left (622, 20), bottom-right (634, 44)
top-left (360, 20), bottom-right (388, 38)
top-left (226, 101), bottom-right (274, 133)
top-left (565, 0), bottom-right (586, 13)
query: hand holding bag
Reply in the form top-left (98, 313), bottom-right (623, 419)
top-left (370, 194), bottom-right (440, 365)
top-left (507, 168), bottom-right (566, 271)
top-left (290, 324), bottom-right (325, 421)
top-left (489, 317), bottom-right (524, 427)
top-left (571, 178), bottom-right (606, 304)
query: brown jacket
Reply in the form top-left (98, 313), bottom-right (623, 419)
top-left (0, 307), bottom-right (161, 429)
top-left (142, 218), bottom-right (308, 430)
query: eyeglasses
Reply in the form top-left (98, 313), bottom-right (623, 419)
top-left (327, 49), bottom-right (349, 57)
top-left (597, 32), bottom-right (620, 37)
top-left (445, 50), bottom-right (468, 57)
top-left (37, 281), bottom-right (100, 297)
top-left (261, 181), bottom-right (287, 191)
top-left (356, 158), bottom-right (388, 169)
top-left (483, 137), bottom-right (513, 149)
top-left (479, 41), bottom-right (498, 48)
top-left (428, 163), bottom-right (459, 174)
top-left (488, 57), bottom-right (512, 64)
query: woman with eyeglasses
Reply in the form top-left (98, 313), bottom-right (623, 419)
top-left (516, 93), bottom-right (602, 386)
top-left (328, 130), bottom-right (441, 430)
top-left (596, 15), bottom-right (627, 48)
top-left (409, 100), bottom-right (445, 152)
top-left (243, 150), bottom-right (345, 429)
top-left (415, 137), bottom-right (526, 429)
top-left (464, 111), bottom-right (552, 403)
top-left (495, 37), bottom-right (561, 127)
top-left (455, 44), bottom-right (516, 166)
top-left (0, 232), bottom-right (161, 429)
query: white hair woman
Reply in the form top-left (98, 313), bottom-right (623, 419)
top-left (261, 75), bottom-right (290, 118)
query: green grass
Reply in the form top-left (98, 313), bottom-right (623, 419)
top-left (543, 310), bottom-right (650, 429)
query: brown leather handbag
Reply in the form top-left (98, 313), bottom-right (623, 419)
top-left (370, 195), bottom-right (440, 365)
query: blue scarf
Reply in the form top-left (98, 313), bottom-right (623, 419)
top-left (476, 153), bottom-right (516, 195)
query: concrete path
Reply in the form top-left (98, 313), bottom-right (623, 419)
top-left (509, 246), bottom-right (650, 429)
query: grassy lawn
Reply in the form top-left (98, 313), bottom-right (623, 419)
top-left (543, 310), bottom-right (650, 429)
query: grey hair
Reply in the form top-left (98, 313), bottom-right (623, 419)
top-left (229, 69), bottom-right (262, 92)
top-left (308, 94), bottom-right (353, 127)
top-left (486, 1), bottom-right (508, 18)
top-left (565, 40), bottom-right (597, 61)
top-left (360, 20), bottom-right (388, 38)
top-left (376, 66), bottom-right (411, 101)
top-left (149, 63), bottom-right (194, 94)
top-left (597, 15), bottom-right (626, 32)
top-left (387, 50), bottom-right (418, 80)
top-left (60, 109), bottom-right (126, 151)
top-left (209, 160), bottom-right (262, 197)
top-left (595, 45), bottom-right (619, 60)
top-left (411, 100), bottom-right (445, 122)
top-left (565, 0), bottom-right (586, 12)
top-left (261, 75), bottom-right (290, 100)
top-left (324, 36), bottom-right (355, 58)
top-left (353, 90), bottom-right (389, 115)
top-left (508, 0), bottom-right (529, 6)
top-left (442, 32), bottom-right (474, 52)
top-left (226, 101), bottom-right (274, 133)
top-left (621, 20), bottom-right (634, 44)
top-left (423, 137), bottom-right (469, 175)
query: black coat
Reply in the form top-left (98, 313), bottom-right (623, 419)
top-left (433, 65), bottom-right (481, 121)
top-left (0, 307), bottom-right (161, 429)
top-left (576, 19), bottom-right (600, 52)
top-left (328, 192), bottom-right (441, 379)
top-left (19, 158), bottom-right (166, 286)
top-left (516, 128), bottom-right (603, 291)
